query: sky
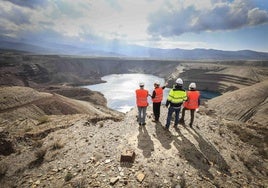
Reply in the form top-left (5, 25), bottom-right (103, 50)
top-left (1, 0), bottom-right (268, 52)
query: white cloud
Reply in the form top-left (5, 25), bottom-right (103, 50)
top-left (147, 0), bottom-right (268, 36)
top-left (248, 8), bottom-right (268, 25)
top-left (0, 0), bottom-right (267, 51)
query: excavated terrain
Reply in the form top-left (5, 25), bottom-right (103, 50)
top-left (0, 52), bottom-right (268, 187)
top-left (0, 89), bottom-right (267, 187)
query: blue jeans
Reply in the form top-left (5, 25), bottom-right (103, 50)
top-left (138, 106), bottom-right (147, 124)
top-left (166, 106), bottom-right (181, 128)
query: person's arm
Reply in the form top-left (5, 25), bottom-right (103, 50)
top-left (183, 91), bottom-right (188, 101)
top-left (166, 89), bottom-right (173, 107)
top-left (165, 100), bottom-right (170, 107)
top-left (162, 82), bottom-right (168, 90)
top-left (151, 90), bottom-right (156, 99)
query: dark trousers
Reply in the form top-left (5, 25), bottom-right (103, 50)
top-left (181, 107), bottom-right (195, 125)
top-left (153, 102), bottom-right (161, 121)
top-left (166, 106), bottom-right (181, 128)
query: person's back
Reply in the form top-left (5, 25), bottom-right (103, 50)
top-left (136, 82), bottom-right (148, 126)
top-left (184, 90), bottom-right (200, 109)
top-left (152, 87), bottom-right (163, 103)
top-left (166, 84), bottom-right (186, 107)
top-left (151, 81), bottom-right (166, 122)
top-left (180, 82), bottom-right (200, 128)
top-left (136, 89), bottom-right (148, 107)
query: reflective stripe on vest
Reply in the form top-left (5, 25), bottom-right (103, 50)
top-left (183, 91), bottom-right (200, 109)
top-left (167, 89), bottom-right (187, 104)
top-left (136, 89), bottom-right (148, 107)
top-left (152, 87), bottom-right (163, 103)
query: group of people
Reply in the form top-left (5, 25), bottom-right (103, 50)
top-left (135, 78), bottom-right (200, 129)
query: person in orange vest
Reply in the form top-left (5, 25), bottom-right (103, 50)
top-left (151, 80), bottom-right (167, 122)
top-left (179, 82), bottom-right (200, 128)
top-left (136, 82), bottom-right (149, 126)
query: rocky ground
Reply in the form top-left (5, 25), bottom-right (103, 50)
top-left (0, 86), bottom-right (267, 187)
top-left (0, 52), bottom-right (267, 187)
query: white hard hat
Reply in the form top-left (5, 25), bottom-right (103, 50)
top-left (139, 82), bottom-right (144, 87)
top-left (189, 82), bottom-right (196, 89)
top-left (154, 80), bottom-right (160, 85)
top-left (175, 78), bottom-right (183, 85)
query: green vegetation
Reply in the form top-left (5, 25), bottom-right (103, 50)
top-left (37, 115), bottom-right (49, 125)
top-left (64, 171), bottom-right (73, 182)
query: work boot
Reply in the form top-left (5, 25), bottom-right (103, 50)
top-left (179, 118), bottom-right (185, 125)
top-left (189, 123), bottom-right (193, 128)
top-left (164, 125), bottom-right (169, 131)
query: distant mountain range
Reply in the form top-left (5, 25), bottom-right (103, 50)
top-left (1, 39), bottom-right (268, 60)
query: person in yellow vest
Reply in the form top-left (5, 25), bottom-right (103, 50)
top-left (136, 82), bottom-right (149, 126)
top-left (165, 78), bottom-right (187, 130)
top-left (179, 82), bottom-right (200, 128)
top-left (151, 80), bottom-right (167, 122)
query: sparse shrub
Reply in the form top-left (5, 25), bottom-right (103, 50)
top-left (0, 162), bottom-right (8, 178)
top-left (35, 148), bottom-right (47, 161)
top-left (219, 129), bottom-right (225, 137)
top-left (37, 115), bottom-right (49, 125)
top-left (231, 154), bottom-right (236, 160)
top-left (65, 171), bottom-right (73, 182)
top-left (70, 177), bottom-right (87, 188)
top-left (33, 140), bottom-right (43, 148)
top-left (0, 134), bottom-right (15, 156)
top-left (51, 139), bottom-right (64, 150)
top-left (99, 122), bottom-right (104, 128)
top-left (179, 175), bottom-right (186, 188)
top-left (29, 147), bottom-right (47, 168)
top-left (24, 127), bottom-right (33, 132)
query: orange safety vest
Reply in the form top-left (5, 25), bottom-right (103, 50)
top-left (136, 89), bottom-right (148, 107)
top-left (183, 91), bottom-right (200, 109)
top-left (152, 87), bottom-right (163, 103)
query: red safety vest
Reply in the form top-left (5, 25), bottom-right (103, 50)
top-left (152, 87), bottom-right (163, 103)
top-left (136, 89), bottom-right (148, 107)
top-left (183, 90), bottom-right (200, 109)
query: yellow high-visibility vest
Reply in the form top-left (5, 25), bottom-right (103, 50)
top-left (167, 89), bottom-right (187, 104)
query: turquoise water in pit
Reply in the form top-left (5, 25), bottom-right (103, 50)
top-left (83, 74), bottom-right (220, 113)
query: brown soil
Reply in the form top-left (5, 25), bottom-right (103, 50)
top-left (0, 86), bottom-right (267, 187)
